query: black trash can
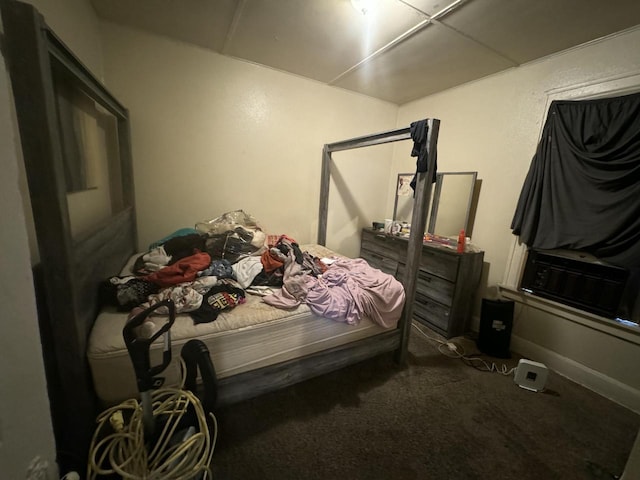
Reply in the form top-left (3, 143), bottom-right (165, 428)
top-left (477, 299), bottom-right (514, 358)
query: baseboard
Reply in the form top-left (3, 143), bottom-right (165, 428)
top-left (511, 335), bottom-right (640, 415)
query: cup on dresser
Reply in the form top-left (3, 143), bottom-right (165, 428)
top-left (384, 219), bottom-right (393, 234)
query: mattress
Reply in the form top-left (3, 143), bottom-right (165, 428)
top-left (87, 244), bottom-right (392, 406)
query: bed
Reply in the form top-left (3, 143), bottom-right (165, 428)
top-left (2, 0), bottom-right (440, 471)
top-left (88, 242), bottom-right (400, 406)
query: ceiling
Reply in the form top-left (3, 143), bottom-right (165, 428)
top-left (90, 0), bottom-right (640, 105)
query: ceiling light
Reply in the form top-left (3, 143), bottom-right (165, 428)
top-left (351, 0), bottom-right (375, 15)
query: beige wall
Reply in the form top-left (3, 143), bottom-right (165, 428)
top-left (28, 0), bottom-right (104, 78)
top-left (100, 22), bottom-right (398, 257)
top-left (396, 27), bottom-right (640, 411)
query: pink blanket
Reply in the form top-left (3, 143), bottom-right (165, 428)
top-left (263, 256), bottom-right (405, 328)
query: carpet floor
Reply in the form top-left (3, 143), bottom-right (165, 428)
top-left (211, 324), bottom-right (639, 480)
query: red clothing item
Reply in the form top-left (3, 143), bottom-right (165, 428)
top-left (261, 249), bottom-right (284, 273)
top-left (266, 234), bottom-right (297, 248)
top-left (145, 251), bottom-right (211, 288)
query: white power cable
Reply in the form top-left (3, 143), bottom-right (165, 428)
top-left (60, 473), bottom-right (80, 480)
top-left (412, 321), bottom-right (517, 376)
top-left (87, 360), bottom-right (217, 479)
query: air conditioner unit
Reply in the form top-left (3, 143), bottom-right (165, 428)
top-left (520, 249), bottom-right (628, 318)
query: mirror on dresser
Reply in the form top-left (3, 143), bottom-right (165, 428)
top-left (393, 171), bottom-right (478, 238)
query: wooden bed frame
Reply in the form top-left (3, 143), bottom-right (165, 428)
top-left (2, 0), bottom-right (440, 472)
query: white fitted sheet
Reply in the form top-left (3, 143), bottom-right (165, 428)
top-left (87, 244), bottom-right (391, 406)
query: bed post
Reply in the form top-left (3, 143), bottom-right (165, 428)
top-left (317, 144), bottom-right (331, 245)
top-left (396, 119), bottom-right (440, 363)
top-left (318, 127), bottom-right (413, 246)
top-left (317, 120), bottom-right (441, 364)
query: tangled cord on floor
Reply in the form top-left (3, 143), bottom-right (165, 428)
top-left (412, 321), bottom-right (517, 376)
top-left (87, 361), bottom-right (217, 479)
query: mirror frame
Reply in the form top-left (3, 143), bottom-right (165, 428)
top-left (427, 171), bottom-right (477, 236)
top-left (392, 173), bottom-right (415, 223)
top-left (393, 171), bottom-right (478, 237)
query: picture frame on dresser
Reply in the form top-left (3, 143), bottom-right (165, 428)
top-left (393, 172), bottom-right (416, 224)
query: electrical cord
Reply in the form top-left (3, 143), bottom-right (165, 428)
top-left (412, 321), bottom-right (517, 376)
top-left (60, 472), bottom-right (80, 480)
top-left (87, 359), bottom-right (218, 479)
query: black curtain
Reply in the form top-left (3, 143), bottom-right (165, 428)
top-left (511, 92), bottom-right (640, 268)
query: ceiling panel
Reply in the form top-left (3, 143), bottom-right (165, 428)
top-left (226, 0), bottom-right (426, 83)
top-left (90, 0), bottom-right (238, 52)
top-left (441, 0), bottom-right (640, 64)
top-left (89, 0), bottom-right (640, 104)
top-left (402, 0), bottom-right (462, 17)
top-left (333, 21), bottom-right (514, 104)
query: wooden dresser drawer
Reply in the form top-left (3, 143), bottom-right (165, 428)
top-left (419, 247), bottom-right (459, 282)
top-left (398, 264), bottom-right (454, 306)
top-left (416, 269), bottom-right (454, 306)
top-left (360, 229), bottom-right (401, 261)
top-left (360, 228), bottom-right (484, 339)
top-left (360, 248), bottom-right (399, 276)
top-left (413, 292), bottom-right (450, 333)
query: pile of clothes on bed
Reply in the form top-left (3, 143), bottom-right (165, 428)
top-left (100, 210), bottom-right (405, 327)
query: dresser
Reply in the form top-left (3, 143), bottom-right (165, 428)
top-left (360, 228), bottom-right (484, 338)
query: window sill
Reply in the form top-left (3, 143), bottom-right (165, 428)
top-left (497, 284), bottom-right (640, 346)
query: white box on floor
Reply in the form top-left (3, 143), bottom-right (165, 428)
top-left (514, 359), bottom-right (548, 392)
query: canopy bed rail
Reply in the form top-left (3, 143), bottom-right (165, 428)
top-left (318, 120), bottom-right (441, 362)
